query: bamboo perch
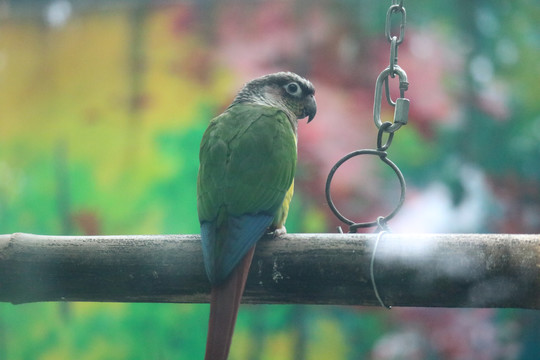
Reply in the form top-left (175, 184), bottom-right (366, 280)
top-left (0, 233), bottom-right (538, 309)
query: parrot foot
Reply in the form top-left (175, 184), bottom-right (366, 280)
top-left (271, 226), bottom-right (287, 238)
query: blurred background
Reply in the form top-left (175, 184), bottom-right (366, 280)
top-left (1, 0), bottom-right (540, 358)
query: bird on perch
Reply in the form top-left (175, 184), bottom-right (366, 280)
top-left (197, 72), bottom-right (317, 360)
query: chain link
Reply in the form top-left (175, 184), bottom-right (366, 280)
top-left (385, 2), bottom-right (406, 45)
top-left (374, 1), bottom-right (410, 133)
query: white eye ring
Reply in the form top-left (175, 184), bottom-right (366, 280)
top-left (285, 82), bottom-right (302, 97)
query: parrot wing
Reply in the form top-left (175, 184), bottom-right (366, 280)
top-left (197, 103), bottom-right (297, 284)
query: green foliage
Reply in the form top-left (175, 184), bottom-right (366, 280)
top-left (0, 303), bottom-right (210, 359)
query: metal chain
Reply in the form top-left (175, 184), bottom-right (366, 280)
top-left (374, 0), bottom-right (410, 133)
top-left (325, 1), bottom-right (411, 309)
top-left (369, 3), bottom-right (409, 308)
top-left (325, 1), bottom-right (410, 233)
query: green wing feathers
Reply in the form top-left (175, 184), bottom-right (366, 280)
top-left (197, 104), bottom-right (297, 223)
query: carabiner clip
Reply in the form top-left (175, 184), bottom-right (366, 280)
top-left (373, 65), bottom-right (409, 133)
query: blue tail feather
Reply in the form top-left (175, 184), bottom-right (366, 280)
top-left (201, 214), bottom-right (273, 285)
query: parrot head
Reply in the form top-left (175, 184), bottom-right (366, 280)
top-left (231, 72), bottom-right (317, 126)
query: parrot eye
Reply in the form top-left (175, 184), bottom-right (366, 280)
top-left (285, 82), bottom-right (302, 97)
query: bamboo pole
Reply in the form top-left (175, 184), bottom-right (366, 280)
top-left (0, 232), bottom-right (538, 309)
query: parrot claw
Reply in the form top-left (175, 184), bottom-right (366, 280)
top-left (272, 226), bottom-right (287, 238)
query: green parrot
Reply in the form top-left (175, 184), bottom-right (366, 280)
top-left (197, 72), bottom-right (316, 360)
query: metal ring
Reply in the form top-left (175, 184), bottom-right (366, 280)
top-left (325, 149), bottom-right (406, 231)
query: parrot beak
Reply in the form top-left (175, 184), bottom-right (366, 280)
top-left (305, 95), bottom-right (317, 123)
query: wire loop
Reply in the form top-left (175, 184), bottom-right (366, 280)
top-left (370, 230), bottom-right (392, 309)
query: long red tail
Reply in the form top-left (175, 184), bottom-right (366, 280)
top-left (204, 246), bottom-right (256, 360)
